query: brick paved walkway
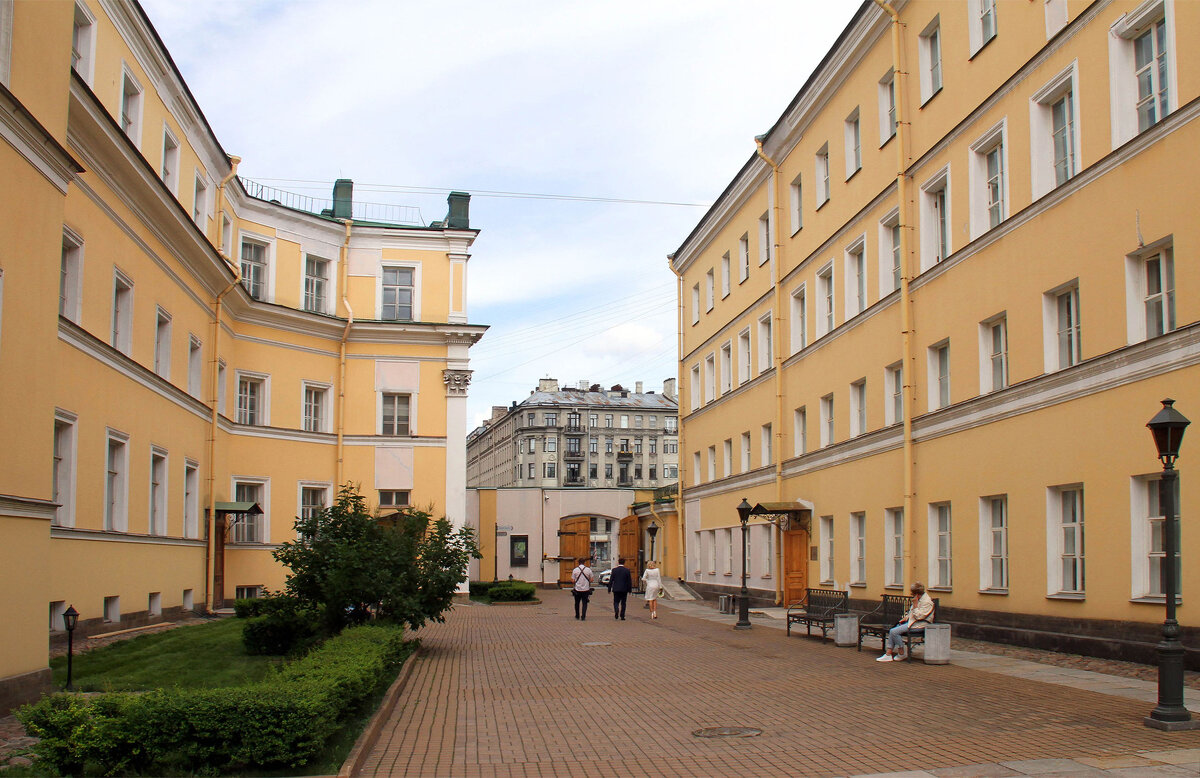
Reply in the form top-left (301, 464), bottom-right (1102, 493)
top-left (358, 590), bottom-right (1200, 778)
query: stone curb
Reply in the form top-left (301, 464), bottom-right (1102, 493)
top-left (336, 644), bottom-right (422, 778)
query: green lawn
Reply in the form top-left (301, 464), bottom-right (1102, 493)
top-left (50, 616), bottom-right (282, 691)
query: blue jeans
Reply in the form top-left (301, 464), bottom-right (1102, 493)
top-left (887, 622), bottom-right (911, 651)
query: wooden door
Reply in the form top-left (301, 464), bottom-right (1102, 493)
top-left (618, 515), bottom-right (640, 582)
top-left (783, 529), bottom-right (809, 606)
top-left (557, 516), bottom-right (591, 587)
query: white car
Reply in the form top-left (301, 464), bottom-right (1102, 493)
top-left (598, 568), bottom-right (613, 585)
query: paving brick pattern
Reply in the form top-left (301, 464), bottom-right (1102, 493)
top-left (358, 590), bottom-right (1200, 777)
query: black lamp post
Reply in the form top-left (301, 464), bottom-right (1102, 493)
top-left (647, 522), bottom-right (659, 562)
top-left (62, 605), bottom-right (79, 691)
top-left (735, 499), bottom-right (752, 630)
top-left (1145, 399), bottom-right (1198, 730)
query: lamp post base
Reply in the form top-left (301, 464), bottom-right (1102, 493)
top-left (735, 594), bottom-right (752, 630)
top-left (1143, 716), bottom-right (1200, 731)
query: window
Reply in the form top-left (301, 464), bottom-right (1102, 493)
top-left (885, 362), bottom-right (904, 426)
top-left (1045, 0), bottom-right (1068, 38)
top-left (111, 269), bottom-right (133, 355)
top-left (154, 308), bottom-right (171, 379)
top-left (1132, 474), bottom-right (1180, 599)
top-left (183, 589), bottom-right (194, 611)
top-left (301, 486), bottom-right (327, 522)
top-left (738, 329), bottom-right (751, 385)
top-left (1048, 486), bottom-right (1085, 594)
top-left (149, 449), bottom-right (167, 535)
top-left (819, 516), bottom-right (834, 584)
top-left (605, 463), bottom-right (613, 479)
top-left (743, 523), bottom-right (751, 577)
top-left (161, 127), bottom-right (179, 193)
top-left (850, 512), bottom-right (866, 585)
top-left (844, 108), bottom-right (861, 177)
top-left (71, 2), bottom-right (96, 84)
top-left (120, 68), bottom-right (142, 142)
top-left (723, 438), bottom-right (733, 477)
top-left (235, 586), bottom-right (262, 600)
top-left (763, 524), bottom-right (774, 576)
top-left (740, 431), bottom-right (751, 472)
top-left (692, 452), bottom-right (701, 485)
top-left (793, 407), bottom-right (807, 456)
top-left (589, 413), bottom-right (598, 427)
top-left (928, 341), bottom-right (951, 410)
top-left (789, 285), bottom-right (807, 353)
top-left (980, 316), bottom-right (1008, 393)
top-left (665, 417), bottom-right (677, 433)
top-left (589, 463), bottom-right (598, 479)
top-left (605, 414), bottom-right (613, 428)
top-left (183, 461), bottom-right (199, 538)
top-left (1126, 244), bottom-right (1175, 343)
top-left (704, 269), bottom-right (714, 311)
top-left (815, 145), bottom-right (830, 205)
top-left (193, 175), bottom-right (208, 225)
top-left (1030, 65), bottom-right (1079, 198)
top-left (303, 383), bottom-right (329, 433)
top-left (382, 393), bottom-right (410, 435)
top-left (380, 490), bottom-right (410, 510)
top-left (148, 592), bottom-right (162, 617)
top-left (105, 431), bottom-right (128, 531)
top-left (704, 354), bottom-right (716, 403)
top-left (816, 263), bottom-right (834, 337)
top-left (691, 284), bottom-right (700, 325)
top-left (707, 445), bottom-right (716, 482)
top-left (1134, 18), bottom-right (1170, 132)
top-left (970, 122), bottom-right (1007, 238)
top-left (981, 496), bottom-right (1008, 591)
top-left (217, 360), bottom-right (226, 415)
top-left (757, 314), bottom-right (773, 374)
top-left (240, 239), bottom-right (268, 300)
top-left (188, 336), bottom-right (203, 397)
top-left (544, 437), bottom-right (557, 453)
top-left (49, 601), bottom-right (67, 632)
top-left (220, 211), bottom-right (232, 256)
top-left (529, 463), bottom-right (537, 480)
top-left (968, 0), bottom-right (998, 54)
top-left (760, 423), bottom-right (772, 466)
top-left (605, 437), bottom-right (613, 453)
top-left (878, 210), bottom-right (901, 296)
top-left (725, 528), bottom-right (734, 575)
top-left (720, 252), bottom-right (731, 297)
top-left (720, 342), bottom-right (732, 394)
top-left (930, 503), bottom-right (952, 588)
top-left (382, 266), bottom-right (414, 320)
top-left (304, 256), bottom-right (330, 314)
top-left (789, 174), bottom-right (803, 233)
top-left (233, 480), bottom-right (266, 543)
top-left (820, 394), bottom-right (835, 448)
top-left (758, 213), bottom-right (771, 266)
top-left (850, 379), bottom-right (866, 437)
top-left (886, 508), bottom-right (904, 587)
top-left (878, 70), bottom-right (897, 143)
top-left (589, 437), bottom-right (598, 454)
top-left (1110, 5), bottom-right (1175, 148)
top-left (689, 364), bottom-right (700, 411)
top-left (510, 535), bottom-right (530, 567)
top-left (60, 229), bottom-right (83, 323)
top-left (844, 239), bottom-right (866, 317)
top-left (53, 413), bottom-right (77, 527)
top-left (237, 374), bottom-right (267, 426)
top-left (920, 168), bottom-right (951, 270)
top-left (104, 595), bottom-right (120, 623)
top-left (919, 18), bottom-right (942, 103)
top-left (1043, 282), bottom-right (1081, 371)
top-left (738, 233), bottom-right (750, 282)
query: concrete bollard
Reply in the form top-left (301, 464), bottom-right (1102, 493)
top-left (922, 623), bottom-right (951, 664)
top-left (834, 613), bottom-right (859, 647)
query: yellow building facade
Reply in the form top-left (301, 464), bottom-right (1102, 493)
top-left (0, 0), bottom-right (484, 710)
top-left (672, 0), bottom-right (1199, 664)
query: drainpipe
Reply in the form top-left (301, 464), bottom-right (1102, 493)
top-left (212, 156), bottom-right (241, 252)
top-left (667, 253), bottom-right (687, 583)
top-left (874, 0), bottom-right (916, 588)
top-left (754, 137), bottom-right (787, 606)
top-left (336, 219), bottom-right (354, 487)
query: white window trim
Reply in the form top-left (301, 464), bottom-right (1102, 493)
top-left (849, 512), bottom-right (866, 585)
top-left (111, 267), bottom-right (134, 356)
top-left (238, 230), bottom-right (276, 302)
top-left (819, 393), bottom-right (835, 448)
top-left (704, 269), bottom-right (715, 312)
top-left (160, 122), bottom-right (180, 195)
top-left (884, 361), bottom-right (904, 426)
top-left (737, 328), bottom-right (751, 385)
top-left (53, 409), bottom-right (79, 528)
top-left (1129, 473), bottom-right (1177, 601)
top-left (878, 69), bottom-right (897, 145)
top-left (1045, 0), bottom-right (1068, 39)
top-left (119, 63), bottom-right (143, 147)
top-left (689, 364), bottom-right (700, 411)
top-left (104, 428), bottom-right (130, 532)
top-left (843, 236), bottom-right (867, 318)
top-left (738, 234), bottom-right (750, 283)
top-left (1108, 0), bottom-right (1178, 150)
top-left (877, 208), bottom-right (901, 298)
top-left (297, 481), bottom-right (333, 526)
top-left (927, 339), bottom-right (951, 411)
top-left (720, 252), bottom-right (731, 298)
top-left (0, 0), bottom-right (10, 88)
top-left (301, 380), bottom-right (333, 433)
top-left (978, 495), bottom-right (1009, 591)
top-left (849, 378), bottom-right (866, 438)
top-left (978, 313), bottom-right (1008, 394)
top-left (844, 108), bottom-right (862, 179)
top-left (757, 313), bottom-right (773, 374)
top-left (757, 213), bottom-right (771, 267)
top-left (723, 438), bottom-right (733, 478)
top-left (740, 431), bottom-right (751, 472)
top-left (917, 16), bottom-right (942, 105)
top-left (816, 262), bottom-right (835, 338)
top-left (819, 515), bottom-right (835, 584)
top-left (704, 354), bottom-right (716, 404)
top-left (928, 502), bottom-right (953, 589)
top-left (70, 0), bottom-right (98, 87)
top-left (1045, 483), bottom-right (1085, 596)
top-left (377, 390), bottom-right (417, 436)
top-left (235, 370), bottom-right (271, 427)
top-left (760, 423), bottom-right (772, 466)
top-left (230, 476), bottom-right (271, 544)
top-left (1029, 62), bottom-right (1081, 200)
top-left (815, 144), bottom-right (831, 206)
top-left (967, 0), bottom-right (998, 56)
top-left (968, 119), bottom-right (1009, 240)
top-left (183, 459), bottom-right (200, 539)
top-left (691, 284), bottom-right (700, 325)
top-left (187, 334), bottom-right (203, 398)
top-left (60, 226), bottom-right (85, 324)
top-left (148, 446), bottom-right (168, 536)
top-left (719, 341), bottom-right (733, 394)
top-left (885, 508), bottom-right (905, 587)
top-left (793, 406), bottom-right (807, 456)
top-left (154, 307), bottom-right (172, 380)
top-left (789, 174), bottom-right (803, 234)
top-left (1124, 237), bottom-right (1174, 344)
top-left (192, 170), bottom-right (209, 226)
top-left (301, 253), bottom-right (337, 316)
top-left (1041, 279), bottom-right (1081, 373)
top-left (919, 166), bottom-right (952, 272)
top-left (789, 283), bottom-right (807, 354)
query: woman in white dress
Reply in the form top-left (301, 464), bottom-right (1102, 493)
top-left (641, 560), bottom-right (664, 619)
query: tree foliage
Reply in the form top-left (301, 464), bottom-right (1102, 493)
top-left (272, 484), bottom-right (480, 633)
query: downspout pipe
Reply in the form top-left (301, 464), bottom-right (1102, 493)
top-left (336, 219), bottom-right (354, 488)
top-left (873, 0), bottom-right (916, 588)
top-left (667, 253), bottom-right (686, 583)
top-left (754, 137), bottom-right (787, 606)
top-left (212, 156), bottom-right (241, 251)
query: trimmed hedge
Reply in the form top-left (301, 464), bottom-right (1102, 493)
top-left (468, 580), bottom-right (496, 598)
top-left (19, 625), bottom-right (407, 776)
top-left (488, 581), bottom-right (536, 602)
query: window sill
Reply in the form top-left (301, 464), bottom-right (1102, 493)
top-left (1130, 596), bottom-right (1182, 605)
top-left (928, 586), bottom-right (952, 593)
top-left (978, 588), bottom-right (1008, 595)
top-left (968, 34), bottom-right (997, 62)
top-left (708, 571), bottom-right (717, 576)
top-left (815, 198), bottom-right (830, 212)
top-left (850, 582), bottom-right (867, 588)
top-left (920, 86), bottom-right (942, 109)
top-left (845, 167), bottom-right (861, 184)
top-left (791, 226), bottom-right (802, 237)
top-left (761, 574), bottom-right (772, 580)
top-left (1046, 592), bottom-right (1085, 601)
top-left (879, 132), bottom-right (895, 151)
top-left (884, 584), bottom-right (904, 590)
top-left (820, 580), bottom-right (834, 587)
top-left (723, 572), bottom-right (733, 577)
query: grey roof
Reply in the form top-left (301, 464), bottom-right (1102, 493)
top-left (517, 389), bottom-right (677, 411)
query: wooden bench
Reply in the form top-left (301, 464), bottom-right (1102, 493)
top-left (786, 588), bottom-right (849, 641)
top-left (857, 594), bottom-right (939, 660)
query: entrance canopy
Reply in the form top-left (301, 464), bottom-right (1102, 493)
top-left (749, 501), bottom-right (812, 532)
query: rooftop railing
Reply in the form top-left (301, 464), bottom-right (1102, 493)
top-left (238, 177), bottom-right (425, 226)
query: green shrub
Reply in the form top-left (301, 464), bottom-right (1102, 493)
top-left (468, 581), bottom-right (496, 598)
top-left (233, 597), bottom-right (267, 618)
top-left (19, 625), bottom-right (407, 776)
top-left (487, 581), bottom-right (536, 602)
top-left (242, 610), bottom-right (322, 656)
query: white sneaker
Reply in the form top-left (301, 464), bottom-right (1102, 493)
top-left (876, 654), bottom-right (893, 662)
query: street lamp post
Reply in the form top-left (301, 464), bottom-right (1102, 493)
top-left (647, 522), bottom-right (659, 562)
top-left (1145, 398), bottom-right (1198, 731)
top-left (735, 499), bottom-right (752, 630)
top-left (62, 605), bottom-right (79, 691)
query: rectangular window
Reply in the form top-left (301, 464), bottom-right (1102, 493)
top-left (845, 241), bottom-right (866, 317)
top-left (815, 145), bottom-right (830, 205)
top-left (1135, 19), bottom-right (1169, 132)
top-left (758, 212), bottom-right (771, 266)
top-left (60, 230), bottom-right (83, 323)
top-left (757, 314), bottom-right (772, 374)
top-left (720, 252), bottom-right (731, 297)
top-left (240, 239), bottom-right (267, 300)
top-left (53, 414), bottom-right (77, 527)
top-left (1052, 91), bottom-right (1076, 185)
top-left (691, 284), bottom-right (700, 324)
top-left (120, 69), bottom-right (142, 142)
top-left (879, 70), bottom-right (897, 143)
top-left (237, 374), bottom-right (266, 425)
top-left (878, 211), bottom-right (901, 296)
top-left (1031, 66), bottom-right (1079, 198)
top-left (794, 407), bottom-right (807, 456)
top-left (232, 481), bottom-right (264, 543)
top-left (919, 18), bottom-right (942, 103)
top-left (1127, 245), bottom-right (1175, 342)
top-left (850, 379), bottom-right (866, 437)
top-left (928, 341), bottom-right (950, 410)
top-left (148, 592), bottom-right (162, 617)
top-left (738, 234), bottom-right (750, 282)
top-left (303, 384), bottom-right (327, 432)
top-left (720, 342), bottom-right (732, 393)
top-left (921, 169), bottom-right (951, 269)
top-left (71, 2), bottom-right (96, 83)
top-left (789, 174), bottom-right (803, 233)
top-left (850, 512), bottom-right (866, 585)
top-left (723, 438), bottom-right (733, 477)
top-left (235, 586), bottom-right (262, 600)
top-left (738, 329), bottom-right (751, 385)
top-left (725, 528), bottom-right (734, 575)
top-left (104, 595), bottom-right (120, 623)
top-left (707, 445), bottom-right (716, 482)
top-left (220, 212), bottom-right (233, 256)
top-left (886, 508), bottom-right (904, 587)
top-left (817, 264), bottom-right (834, 336)
top-left (589, 463), bottom-right (598, 479)
top-left (761, 423), bottom-right (772, 466)
top-left (188, 336), bottom-right (202, 397)
top-left (969, 0), bottom-right (998, 53)
top-left (161, 127), bottom-right (179, 193)
top-left (844, 109), bottom-right (861, 177)
top-left (885, 362), bottom-right (903, 426)
top-left (217, 361), bottom-right (226, 415)
top-left (1056, 286), bottom-right (1081, 369)
top-left (589, 437), bottom-right (598, 454)
top-left (820, 393), bottom-right (834, 448)
top-left (689, 364), bottom-right (700, 411)
top-left (379, 490), bottom-right (410, 510)
top-left (149, 449), bottom-right (167, 535)
top-left (763, 524), bottom-right (774, 576)
top-left (790, 285), bottom-right (807, 354)
top-left (382, 393), bottom-right (411, 435)
top-left (970, 123), bottom-right (1007, 237)
top-left (930, 503), bottom-right (953, 588)
top-left (544, 437), bottom-right (557, 453)
top-left (1136, 475), bottom-right (1180, 598)
top-left (704, 269), bottom-right (714, 311)
top-left (304, 256), bottom-right (329, 313)
top-left (978, 315), bottom-right (1008, 394)
top-left (193, 175), bottom-right (208, 225)
top-left (154, 308), bottom-right (171, 379)
top-left (301, 486), bottom-right (327, 522)
top-left (740, 431), bottom-right (751, 472)
top-left (105, 432), bottom-right (128, 531)
top-left (111, 270), bottom-right (133, 355)
top-left (819, 515), bottom-right (834, 584)
top-left (1054, 486), bottom-right (1085, 594)
top-left (982, 495), bottom-right (1008, 591)
top-left (704, 354), bottom-right (716, 403)
top-left (382, 266), bottom-right (414, 321)
top-left (183, 461), bottom-right (199, 538)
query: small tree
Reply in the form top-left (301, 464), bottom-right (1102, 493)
top-left (273, 484), bottom-right (480, 633)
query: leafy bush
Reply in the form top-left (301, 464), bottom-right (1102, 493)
top-left (19, 625), bottom-right (407, 776)
top-left (487, 581), bottom-right (536, 602)
top-left (233, 597), bottom-right (268, 618)
top-left (468, 581), bottom-right (496, 598)
top-left (242, 610), bottom-right (322, 656)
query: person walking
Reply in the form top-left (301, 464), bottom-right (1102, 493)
top-left (571, 557), bottom-right (594, 620)
top-left (607, 558), bottom-right (633, 620)
top-left (641, 560), bottom-right (664, 619)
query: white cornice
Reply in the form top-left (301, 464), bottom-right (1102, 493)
top-left (0, 493), bottom-right (57, 520)
top-left (672, 163), bottom-right (770, 275)
top-left (1, 85), bottom-right (81, 194)
top-left (51, 526), bottom-right (206, 546)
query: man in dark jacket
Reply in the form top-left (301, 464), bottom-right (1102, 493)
top-left (607, 558), bottom-right (633, 620)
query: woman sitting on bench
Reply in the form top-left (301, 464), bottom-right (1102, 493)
top-left (877, 582), bottom-right (934, 662)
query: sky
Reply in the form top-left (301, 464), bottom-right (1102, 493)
top-left (138, 0), bottom-right (862, 430)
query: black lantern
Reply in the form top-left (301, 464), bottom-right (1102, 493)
top-left (735, 499), bottom-right (753, 629)
top-left (62, 605), bottom-right (79, 692)
top-left (647, 521), bottom-right (659, 562)
top-left (1144, 399), bottom-right (1198, 730)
